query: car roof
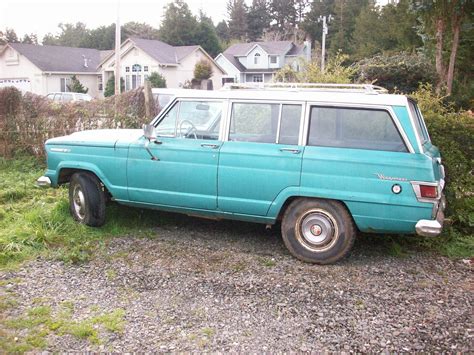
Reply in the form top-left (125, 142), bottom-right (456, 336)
top-left (170, 88), bottom-right (408, 106)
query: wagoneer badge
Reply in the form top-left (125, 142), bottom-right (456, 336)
top-left (375, 173), bottom-right (407, 182)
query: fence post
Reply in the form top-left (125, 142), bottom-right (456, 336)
top-left (144, 80), bottom-right (153, 120)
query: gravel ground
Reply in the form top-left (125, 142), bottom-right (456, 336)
top-left (1, 212), bottom-right (472, 352)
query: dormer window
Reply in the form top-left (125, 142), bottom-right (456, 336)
top-left (270, 55), bottom-right (277, 64)
top-left (254, 53), bottom-right (261, 65)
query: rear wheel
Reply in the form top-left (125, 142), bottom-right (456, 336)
top-left (68, 172), bottom-right (106, 227)
top-left (281, 198), bottom-right (355, 264)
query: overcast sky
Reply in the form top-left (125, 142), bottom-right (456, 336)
top-left (1, 0), bottom-right (391, 41)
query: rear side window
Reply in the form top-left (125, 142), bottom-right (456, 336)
top-left (308, 106), bottom-right (407, 152)
top-left (229, 102), bottom-right (302, 144)
top-left (408, 100), bottom-right (429, 144)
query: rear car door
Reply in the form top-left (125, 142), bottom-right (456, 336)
top-left (217, 101), bottom-right (304, 216)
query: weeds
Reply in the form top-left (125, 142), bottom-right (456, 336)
top-left (0, 157), bottom-right (160, 269)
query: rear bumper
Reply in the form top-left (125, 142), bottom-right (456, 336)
top-left (36, 176), bottom-right (51, 187)
top-left (415, 195), bottom-right (446, 237)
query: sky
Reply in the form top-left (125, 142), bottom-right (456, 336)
top-left (1, 0), bottom-right (392, 41)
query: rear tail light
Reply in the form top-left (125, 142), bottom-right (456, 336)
top-left (420, 185), bottom-right (438, 199)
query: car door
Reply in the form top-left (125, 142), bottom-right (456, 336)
top-left (127, 99), bottom-right (225, 210)
top-left (218, 101), bottom-right (304, 216)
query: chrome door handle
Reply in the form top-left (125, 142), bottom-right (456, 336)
top-left (279, 148), bottom-right (301, 154)
top-left (201, 143), bottom-right (220, 149)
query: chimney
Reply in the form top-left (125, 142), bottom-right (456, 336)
top-left (303, 39), bottom-right (311, 62)
top-left (82, 55), bottom-right (89, 68)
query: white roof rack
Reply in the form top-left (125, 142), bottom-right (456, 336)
top-left (222, 82), bottom-right (388, 94)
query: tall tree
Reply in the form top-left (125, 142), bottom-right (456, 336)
top-left (271, 0), bottom-right (297, 31)
top-left (413, 0), bottom-right (471, 94)
top-left (21, 33), bottom-right (38, 45)
top-left (227, 0), bottom-right (248, 40)
top-left (2, 28), bottom-right (19, 43)
top-left (195, 12), bottom-right (222, 57)
top-left (216, 20), bottom-right (231, 43)
top-left (159, 0), bottom-right (199, 46)
top-left (123, 22), bottom-right (160, 40)
top-left (301, 0), bottom-right (335, 45)
top-left (247, 0), bottom-right (271, 41)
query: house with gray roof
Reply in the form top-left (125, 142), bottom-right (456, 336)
top-left (0, 38), bottom-right (224, 98)
top-left (99, 37), bottom-right (225, 92)
top-left (0, 43), bottom-right (107, 97)
top-left (215, 40), bottom-right (311, 84)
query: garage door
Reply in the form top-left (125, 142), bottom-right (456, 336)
top-left (0, 78), bottom-right (31, 92)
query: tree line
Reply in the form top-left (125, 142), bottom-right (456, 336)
top-left (1, 0), bottom-right (472, 104)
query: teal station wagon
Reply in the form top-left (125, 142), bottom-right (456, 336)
top-left (37, 83), bottom-right (446, 264)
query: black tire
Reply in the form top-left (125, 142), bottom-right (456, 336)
top-left (68, 172), bottom-right (106, 227)
top-left (281, 198), bottom-right (356, 264)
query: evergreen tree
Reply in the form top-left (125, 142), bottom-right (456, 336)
top-left (194, 60), bottom-right (213, 80)
top-left (247, 0), bottom-right (270, 41)
top-left (216, 20), bottom-right (230, 43)
top-left (4, 28), bottom-right (19, 43)
top-left (159, 0), bottom-right (198, 46)
top-left (104, 74), bottom-right (125, 97)
top-left (21, 33), bottom-right (38, 45)
top-left (67, 75), bottom-right (88, 93)
top-left (227, 0), bottom-right (248, 40)
top-left (195, 12), bottom-right (222, 57)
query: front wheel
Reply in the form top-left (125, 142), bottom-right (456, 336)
top-left (281, 198), bottom-right (356, 264)
top-left (69, 172), bottom-right (106, 227)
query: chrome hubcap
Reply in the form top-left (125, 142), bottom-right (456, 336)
top-left (72, 185), bottom-right (86, 220)
top-left (297, 209), bottom-right (339, 252)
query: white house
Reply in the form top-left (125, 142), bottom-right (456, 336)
top-left (0, 38), bottom-right (225, 98)
top-left (215, 40), bottom-right (311, 84)
top-left (99, 37), bottom-right (225, 92)
top-left (0, 43), bottom-right (106, 97)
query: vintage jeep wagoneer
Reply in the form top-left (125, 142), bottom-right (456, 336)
top-left (37, 83), bottom-right (446, 264)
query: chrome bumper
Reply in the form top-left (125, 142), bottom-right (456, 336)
top-left (36, 176), bottom-right (51, 187)
top-left (415, 195), bottom-right (446, 237)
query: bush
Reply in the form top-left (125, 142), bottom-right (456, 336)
top-left (411, 84), bottom-right (473, 256)
top-left (356, 52), bottom-right (438, 93)
top-left (274, 53), bottom-right (356, 84)
top-left (147, 72), bottom-right (167, 88)
top-left (193, 60), bottom-right (213, 80)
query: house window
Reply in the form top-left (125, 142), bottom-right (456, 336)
top-left (132, 64), bottom-right (141, 72)
top-left (144, 66), bottom-right (149, 72)
top-left (60, 77), bottom-right (71, 92)
top-left (125, 75), bottom-right (130, 91)
top-left (254, 53), bottom-right (261, 65)
top-left (270, 56), bottom-right (277, 64)
top-left (252, 74), bottom-right (263, 83)
top-left (125, 66), bottom-right (130, 72)
top-left (98, 75), bottom-right (103, 91)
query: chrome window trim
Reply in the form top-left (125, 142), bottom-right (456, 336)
top-left (304, 102), bottom-right (415, 153)
top-left (275, 103), bottom-right (283, 144)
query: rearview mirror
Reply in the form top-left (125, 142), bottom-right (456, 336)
top-left (143, 124), bottom-right (156, 140)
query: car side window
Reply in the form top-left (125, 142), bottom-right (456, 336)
top-left (229, 103), bottom-right (279, 143)
top-left (278, 105), bottom-right (302, 145)
top-left (156, 100), bottom-right (222, 140)
top-left (308, 106), bottom-right (407, 152)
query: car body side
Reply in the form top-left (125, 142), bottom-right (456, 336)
top-left (42, 93), bottom-right (441, 235)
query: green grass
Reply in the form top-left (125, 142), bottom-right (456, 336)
top-left (0, 157), bottom-right (161, 269)
top-left (1, 302), bottom-right (126, 351)
top-left (0, 156), bottom-right (472, 270)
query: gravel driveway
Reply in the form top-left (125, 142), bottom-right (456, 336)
top-left (1, 212), bottom-right (472, 352)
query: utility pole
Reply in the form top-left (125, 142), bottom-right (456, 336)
top-left (318, 15), bottom-right (333, 72)
top-left (114, 1), bottom-right (121, 95)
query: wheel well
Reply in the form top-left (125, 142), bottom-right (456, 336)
top-left (277, 196), bottom-right (357, 228)
top-left (58, 168), bottom-right (111, 198)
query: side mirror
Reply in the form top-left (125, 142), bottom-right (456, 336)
top-left (143, 124), bottom-right (156, 140)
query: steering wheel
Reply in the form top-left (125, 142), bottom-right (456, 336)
top-left (178, 120), bottom-right (198, 139)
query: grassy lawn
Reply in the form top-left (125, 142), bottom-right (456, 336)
top-left (0, 157), bottom-right (160, 269)
top-left (0, 156), bottom-right (472, 270)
